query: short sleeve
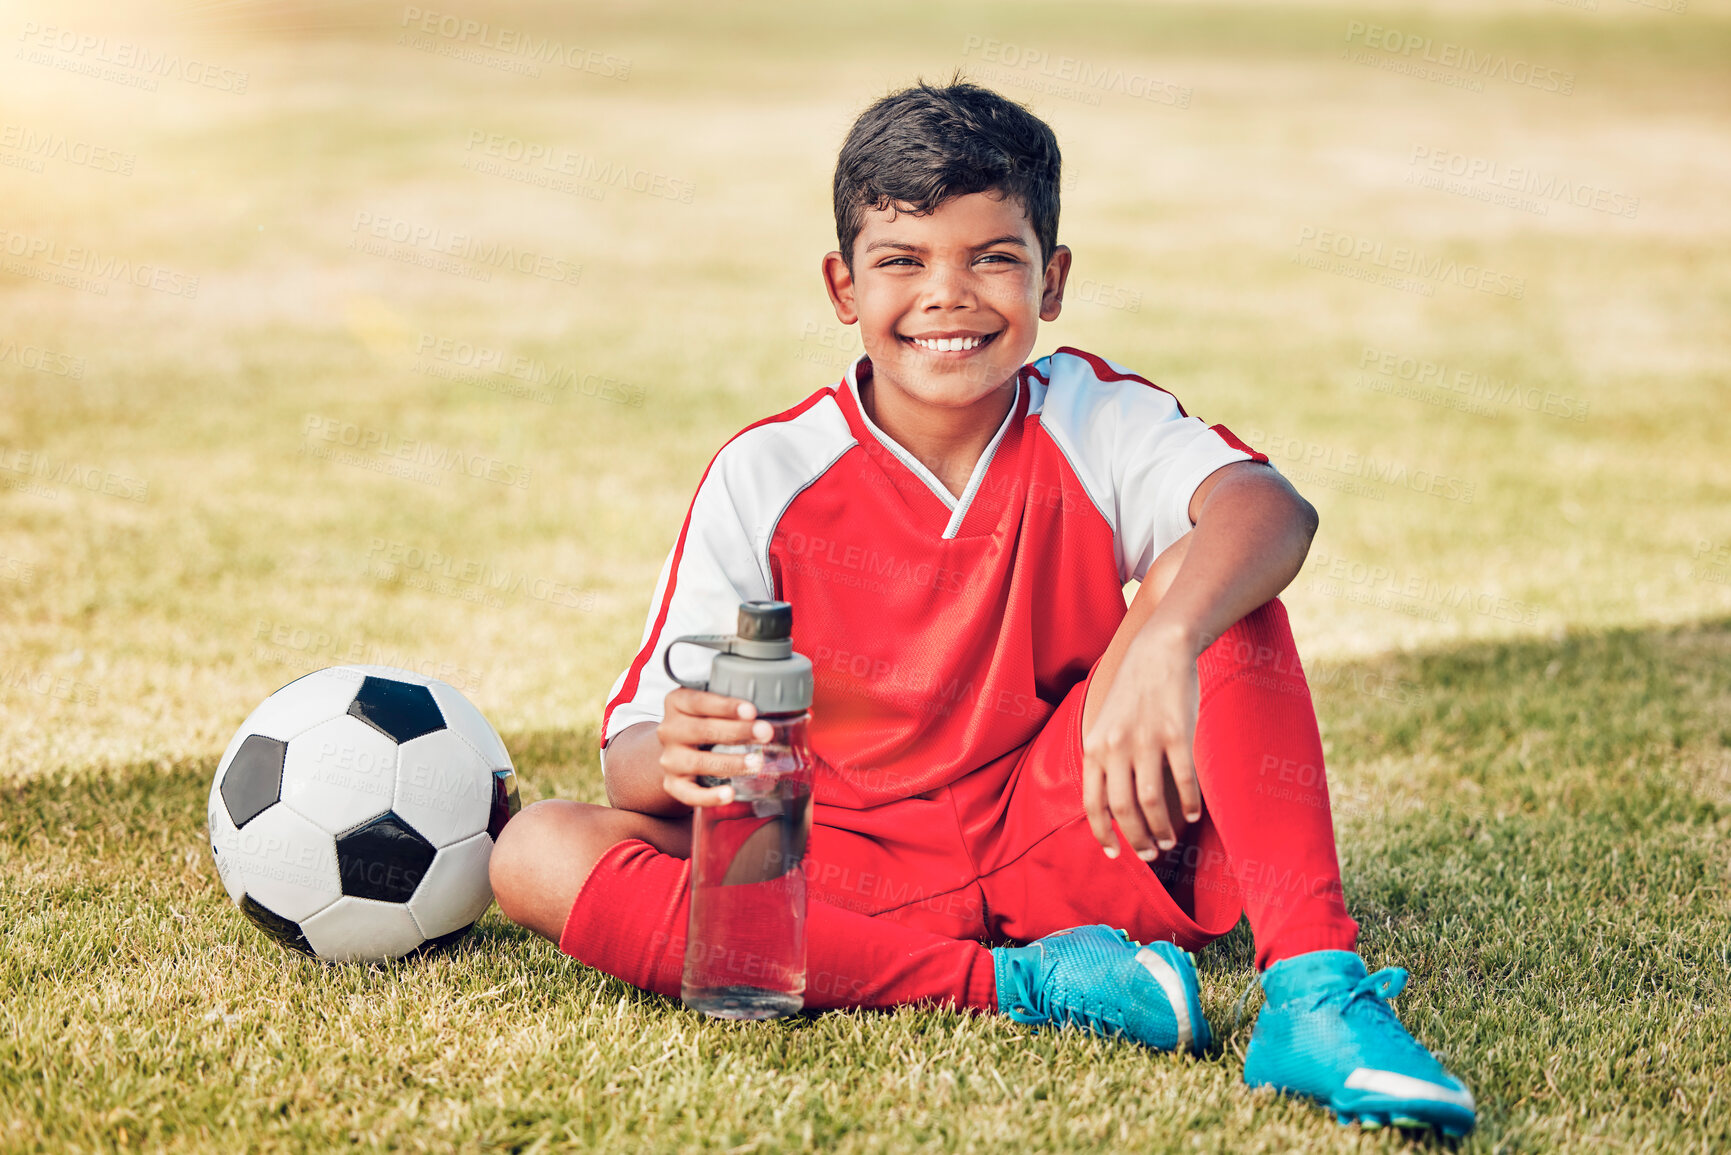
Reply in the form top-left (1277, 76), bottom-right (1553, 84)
top-left (1034, 348), bottom-right (1267, 584)
top-left (599, 460), bottom-right (774, 748)
top-left (599, 393), bottom-right (857, 758)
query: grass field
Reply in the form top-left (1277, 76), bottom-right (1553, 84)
top-left (3, 0), bottom-right (1730, 1150)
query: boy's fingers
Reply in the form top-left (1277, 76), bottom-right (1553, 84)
top-left (1104, 750), bottom-right (1157, 859)
top-left (661, 772), bottom-right (733, 809)
top-left (666, 687), bottom-right (757, 720)
top-left (1167, 736), bottom-right (1203, 825)
top-left (1134, 753), bottom-right (1177, 852)
top-left (1081, 757), bottom-right (1117, 856)
top-left (660, 714), bottom-right (764, 749)
top-left (659, 743), bottom-right (753, 783)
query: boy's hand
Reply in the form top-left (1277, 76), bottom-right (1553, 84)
top-left (656, 688), bottom-right (774, 808)
top-left (1081, 625), bottom-right (1204, 860)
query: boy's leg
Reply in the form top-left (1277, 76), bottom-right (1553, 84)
top-left (490, 800), bottom-right (998, 1011)
top-left (1083, 534), bottom-right (1359, 968)
top-left (974, 535), bottom-right (1357, 969)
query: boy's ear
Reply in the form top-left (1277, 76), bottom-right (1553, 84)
top-left (1040, 245), bottom-right (1073, 323)
top-left (821, 250), bottom-right (858, 324)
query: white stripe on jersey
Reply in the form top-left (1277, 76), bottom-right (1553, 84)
top-left (601, 395), bottom-right (856, 751)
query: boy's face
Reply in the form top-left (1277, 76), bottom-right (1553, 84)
top-left (822, 191), bottom-right (1070, 414)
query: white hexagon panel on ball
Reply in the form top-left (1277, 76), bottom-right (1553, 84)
top-left (301, 896), bottom-right (427, 962)
top-left (393, 729), bottom-right (495, 848)
top-left (280, 714), bottom-right (400, 836)
top-left (206, 779), bottom-right (248, 906)
top-left (408, 831), bottom-right (496, 939)
top-left (230, 804), bottom-right (342, 922)
top-left (427, 681), bottom-right (512, 771)
top-left (219, 668), bottom-right (369, 771)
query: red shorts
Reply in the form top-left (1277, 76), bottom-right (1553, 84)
top-left (803, 661), bottom-right (1244, 951)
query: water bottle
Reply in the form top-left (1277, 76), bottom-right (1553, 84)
top-left (663, 600), bottom-right (815, 1020)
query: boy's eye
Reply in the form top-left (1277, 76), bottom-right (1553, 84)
top-left (977, 252), bottom-right (1020, 265)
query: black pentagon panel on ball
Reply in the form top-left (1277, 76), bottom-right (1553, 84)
top-left (488, 767), bottom-right (522, 841)
top-left (347, 676), bottom-right (446, 744)
top-left (336, 811), bottom-right (438, 903)
top-left (222, 734), bottom-right (287, 828)
top-left (239, 894), bottom-right (316, 957)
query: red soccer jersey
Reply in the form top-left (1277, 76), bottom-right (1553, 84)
top-left (602, 347), bottom-right (1266, 810)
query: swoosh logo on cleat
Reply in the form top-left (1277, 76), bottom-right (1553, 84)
top-left (1133, 947), bottom-right (1191, 1049)
top-left (1344, 1069), bottom-right (1475, 1111)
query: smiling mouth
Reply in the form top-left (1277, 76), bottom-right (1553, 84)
top-left (902, 331), bottom-right (1001, 353)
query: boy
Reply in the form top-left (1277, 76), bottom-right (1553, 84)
top-left (491, 81), bottom-right (1476, 1137)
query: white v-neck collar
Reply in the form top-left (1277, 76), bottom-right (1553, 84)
top-left (846, 358), bottom-right (1020, 540)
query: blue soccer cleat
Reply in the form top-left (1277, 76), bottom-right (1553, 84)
top-left (993, 924), bottom-right (1211, 1053)
top-left (1243, 950), bottom-right (1476, 1137)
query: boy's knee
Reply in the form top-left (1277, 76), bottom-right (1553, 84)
top-left (489, 799), bottom-right (587, 929)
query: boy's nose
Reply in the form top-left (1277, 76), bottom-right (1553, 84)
top-left (919, 265), bottom-right (977, 310)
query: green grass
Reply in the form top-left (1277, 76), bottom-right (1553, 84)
top-left (4, 0), bottom-right (1730, 1150)
top-left (5, 622), bottom-right (1729, 1151)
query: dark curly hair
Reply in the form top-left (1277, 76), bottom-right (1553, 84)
top-left (833, 79), bottom-right (1061, 269)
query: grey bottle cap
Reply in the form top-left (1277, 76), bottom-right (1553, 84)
top-left (706, 650), bottom-right (812, 715)
top-left (661, 600), bottom-right (813, 714)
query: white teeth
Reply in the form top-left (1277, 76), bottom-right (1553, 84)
top-left (912, 335), bottom-right (985, 352)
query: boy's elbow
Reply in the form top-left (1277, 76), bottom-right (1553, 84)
top-left (1296, 493), bottom-right (1319, 542)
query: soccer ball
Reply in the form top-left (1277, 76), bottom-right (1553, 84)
top-left (207, 664), bottom-right (521, 962)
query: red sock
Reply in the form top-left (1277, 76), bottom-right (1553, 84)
top-left (1191, 598), bottom-right (1360, 970)
top-left (560, 839), bottom-right (998, 1011)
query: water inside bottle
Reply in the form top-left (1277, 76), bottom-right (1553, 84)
top-left (681, 734), bottom-right (814, 1020)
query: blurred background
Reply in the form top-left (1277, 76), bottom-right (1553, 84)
top-left (2, 0), bottom-right (1727, 781)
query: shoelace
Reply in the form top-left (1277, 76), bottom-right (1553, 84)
top-left (1002, 945), bottom-right (1126, 1037)
top-left (1313, 965), bottom-right (1408, 1013)
top-left (1235, 966), bottom-right (1414, 1034)
top-left (1318, 966), bottom-right (1437, 1065)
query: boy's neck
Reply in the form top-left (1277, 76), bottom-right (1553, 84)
top-left (857, 371), bottom-right (1018, 501)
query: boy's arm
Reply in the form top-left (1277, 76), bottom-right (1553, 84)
top-left (1081, 460), bottom-right (1317, 859)
top-left (603, 722), bottom-right (684, 814)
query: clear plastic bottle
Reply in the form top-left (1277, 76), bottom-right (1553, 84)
top-left (681, 711), bottom-right (815, 1019)
top-left (662, 600), bottom-right (816, 1020)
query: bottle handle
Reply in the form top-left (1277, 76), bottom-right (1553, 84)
top-left (662, 635), bottom-right (736, 690)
